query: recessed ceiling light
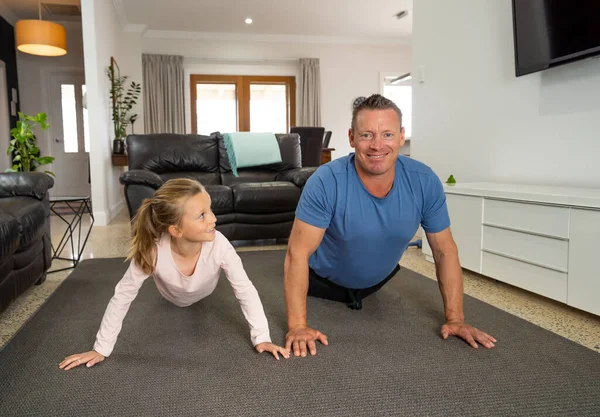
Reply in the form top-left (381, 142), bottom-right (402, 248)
top-left (245, 18), bottom-right (253, 24)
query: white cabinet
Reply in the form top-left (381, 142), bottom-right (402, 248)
top-left (481, 225), bottom-right (569, 272)
top-left (422, 193), bottom-right (483, 273)
top-left (481, 251), bottom-right (567, 303)
top-left (420, 182), bottom-right (600, 316)
top-left (483, 199), bottom-right (570, 239)
top-left (567, 209), bottom-right (600, 316)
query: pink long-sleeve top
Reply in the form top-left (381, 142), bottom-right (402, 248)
top-left (93, 231), bottom-right (271, 357)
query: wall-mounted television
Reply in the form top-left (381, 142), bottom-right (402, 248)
top-left (512, 0), bottom-right (600, 77)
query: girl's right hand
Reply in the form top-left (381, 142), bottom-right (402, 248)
top-left (59, 350), bottom-right (105, 370)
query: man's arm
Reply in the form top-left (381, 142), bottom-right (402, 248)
top-left (425, 228), bottom-right (464, 323)
top-left (284, 218), bottom-right (328, 356)
top-left (426, 227), bottom-right (496, 349)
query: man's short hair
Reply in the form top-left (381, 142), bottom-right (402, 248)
top-left (351, 94), bottom-right (403, 131)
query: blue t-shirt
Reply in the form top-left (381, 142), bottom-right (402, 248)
top-left (295, 154), bottom-right (450, 289)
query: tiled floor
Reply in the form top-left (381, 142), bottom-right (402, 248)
top-left (1, 208), bottom-right (599, 352)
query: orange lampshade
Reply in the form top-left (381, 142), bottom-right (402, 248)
top-left (15, 20), bottom-right (67, 57)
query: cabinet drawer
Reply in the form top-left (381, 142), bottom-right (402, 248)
top-left (482, 226), bottom-right (568, 272)
top-left (482, 252), bottom-right (567, 303)
top-left (567, 209), bottom-right (600, 316)
top-left (483, 199), bottom-right (569, 239)
top-left (447, 194), bottom-right (483, 273)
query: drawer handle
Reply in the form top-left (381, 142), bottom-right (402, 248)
top-left (482, 249), bottom-right (568, 273)
top-left (483, 222), bottom-right (568, 241)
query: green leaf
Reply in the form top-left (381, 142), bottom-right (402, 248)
top-left (43, 170), bottom-right (55, 177)
top-left (36, 156), bottom-right (55, 165)
top-left (446, 174), bottom-right (457, 185)
top-left (13, 155), bottom-right (21, 161)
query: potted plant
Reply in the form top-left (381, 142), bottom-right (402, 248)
top-left (6, 112), bottom-right (55, 175)
top-left (107, 59), bottom-right (141, 154)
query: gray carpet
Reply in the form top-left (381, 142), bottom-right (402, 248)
top-left (0, 251), bottom-right (599, 417)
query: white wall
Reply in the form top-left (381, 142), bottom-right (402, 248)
top-left (16, 25), bottom-right (85, 164)
top-left (81, 0), bottom-right (143, 225)
top-left (412, 0), bottom-right (600, 189)
top-left (0, 61), bottom-right (10, 173)
top-left (143, 37), bottom-right (411, 159)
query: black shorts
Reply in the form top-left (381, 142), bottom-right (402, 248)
top-left (307, 264), bottom-right (401, 310)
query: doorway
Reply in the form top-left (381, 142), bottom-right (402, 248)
top-left (45, 70), bottom-right (91, 197)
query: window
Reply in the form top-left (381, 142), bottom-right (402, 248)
top-left (60, 83), bottom-right (89, 154)
top-left (190, 75), bottom-right (296, 134)
top-left (382, 75), bottom-right (412, 138)
top-left (249, 84), bottom-right (288, 133)
top-left (195, 83), bottom-right (238, 134)
top-left (82, 85), bottom-right (90, 152)
top-left (60, 84), bottom-right (78, 153)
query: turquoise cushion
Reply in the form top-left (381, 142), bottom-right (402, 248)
top-left (223, 132), bottom-right (282, 176)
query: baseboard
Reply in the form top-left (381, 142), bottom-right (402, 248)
top-left (93, 211), bottom-right (108, 226)
top-left (109, 199), bottom-right (126, 222)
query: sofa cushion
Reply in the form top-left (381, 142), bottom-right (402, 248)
top-left (159, 172), bottom-right (221, 186)
top-left (0, 198), bottom-right (46, 248)
top-left (220, 170), bottom-right (278, 187)
top-left (126, 133), bottom-right (220, 174)
top-left (0, 211), bottom-right (21, 262)
top-left (204, 185), bottom-right (233, 215)
top-left (235, 211), bottom-right (296, 224)
top-left (275, 167), bottom-right (317, 188)
top-left (218, 133), bottom-right (301, 175)
top-left (232, 182), bottom-right (301, 214)
top-left (215, 213), bottom-right (235, 225)
top-left (0, 172), bottom-right (54, 200)
top-left (222, 132), bottom-right (282, 175)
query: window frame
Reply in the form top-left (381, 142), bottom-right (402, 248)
top-left (190, 74), bottom-right (296, 134)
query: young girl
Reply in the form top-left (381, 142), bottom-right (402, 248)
top-left (59, 178), bottom-right (289, 370)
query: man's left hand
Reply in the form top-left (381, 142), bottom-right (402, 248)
top-left (441, 321), bottom-right (496, 349)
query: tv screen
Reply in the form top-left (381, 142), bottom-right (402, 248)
top-left (512, 0), bottom-right (600, 76)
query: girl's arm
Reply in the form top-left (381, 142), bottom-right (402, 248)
top-left (220, 240), bottom-right (272, 346)
top-left (60, 258), bottom-right (151, 370)
top-left (92, 258), bottom-right (150, 357)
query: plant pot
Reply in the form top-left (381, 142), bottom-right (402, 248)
top-left (113, 139), bottom-right (125, 154)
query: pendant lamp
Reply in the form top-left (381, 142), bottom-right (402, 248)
top-left (15, 1), bottom-right (67, 57)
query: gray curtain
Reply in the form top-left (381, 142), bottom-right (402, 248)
top-left (142, 54), bottom-right (185, 134)
top-left (299, 58), bottom-right (322, 126)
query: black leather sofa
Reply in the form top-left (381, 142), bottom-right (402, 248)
top-left (0, 172), bottom-right (54, 314)
top-left (119, 132), bottom-right (317, 241)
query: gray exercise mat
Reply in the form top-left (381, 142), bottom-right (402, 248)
top-left (0, 251), bottom-right (599, 416)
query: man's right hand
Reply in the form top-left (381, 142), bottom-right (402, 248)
top-left (285, 325), bottom-right (328, 357)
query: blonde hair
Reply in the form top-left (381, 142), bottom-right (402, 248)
top-left (127, 178), bottom-right (206, 274)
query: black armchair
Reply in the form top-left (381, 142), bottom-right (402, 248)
top-left (0, 172), bottom-right (54, 313)
top-left (290, 126), bottom-right (325, 167)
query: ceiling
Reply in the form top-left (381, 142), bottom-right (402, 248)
top-left (121, 0), bottom-right (412, 40)
top-left (1, 0), bottom-right (82, 21)
top-left (1, 0), bottom-right (412, 40)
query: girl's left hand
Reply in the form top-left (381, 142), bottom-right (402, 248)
top-left (255, 342), bottom-right (291, 360)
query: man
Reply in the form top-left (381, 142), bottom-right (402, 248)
top-left (283, 94), bottom-right (496, 357)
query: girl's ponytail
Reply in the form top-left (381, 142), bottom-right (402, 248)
top-left (127, 198), bottom-right (159, 274)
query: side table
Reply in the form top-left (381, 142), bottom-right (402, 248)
top-left (48, 196), bottom-right (94, 273)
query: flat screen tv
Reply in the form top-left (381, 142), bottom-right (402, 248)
top-left (512, 0), bottom-right (600, 76)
